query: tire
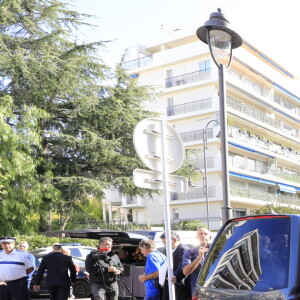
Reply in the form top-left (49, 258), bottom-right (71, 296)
top-left (73, 280), bottom-right (91, 298)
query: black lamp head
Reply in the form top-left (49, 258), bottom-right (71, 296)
top-left (196, 8), bottom-right (242, 49)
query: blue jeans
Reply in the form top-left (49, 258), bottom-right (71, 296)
top-left (144, 294), bottom-right (161, 300)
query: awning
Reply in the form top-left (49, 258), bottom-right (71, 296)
top-left (229, 172), bottom-right (276, 185)
top-left (229, 142), bottom-right (274, 158)
top-left (277, 183), bottom-right (297, 194)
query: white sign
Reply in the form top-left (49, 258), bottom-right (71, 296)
top-left (133, 169), bottom-right (188, 193)
top-left (133, 118), bottom-right (185, 173)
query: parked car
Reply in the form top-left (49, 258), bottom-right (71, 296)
top-left (193, 214), bottom-right (297, 300)
top-left (128, 230), bottom-right (218, 248)
top-left (30, 244), bottom-right (96, 260)
top-left (29, 253), bottom-right (91, 298)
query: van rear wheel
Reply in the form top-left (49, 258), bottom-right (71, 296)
top-left (73, 280), bottom-right (91, 298)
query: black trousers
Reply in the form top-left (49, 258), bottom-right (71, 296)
top-left (162, 280), bottom-right (191, 300)
top-left (48, 285), bottom-right (70, 300)
top-left (0, 277), bottom-right (30, 300)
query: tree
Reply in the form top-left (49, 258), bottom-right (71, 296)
top-left (250, 203), bottom-right (300, 215)
top-left (0, 96), bottom-right (47, 234)
top-left (0, 0), bottom-right (154, 232)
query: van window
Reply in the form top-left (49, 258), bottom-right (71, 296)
top-left (198, 216), bottom-right (290, 291)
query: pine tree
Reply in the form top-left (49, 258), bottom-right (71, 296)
top-left (0, 96), bottom-right (49, 234)
top-left (0, 0), bottom-right (153, 232)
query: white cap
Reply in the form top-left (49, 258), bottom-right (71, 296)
top-left (0, 237), bottom-right (16, 243)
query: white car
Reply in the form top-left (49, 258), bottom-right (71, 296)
top-left (30, 244), bottom-right (96, 260)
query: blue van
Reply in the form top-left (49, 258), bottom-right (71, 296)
top-left (193, 214), bottom-right (298, 300)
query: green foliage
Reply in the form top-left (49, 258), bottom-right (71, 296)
top-left (0, 0), bottom-right (155, 232)
top-left (0, 96), bottom-right (49, 235)
top-left (174, 149), bottom-right (204, 184)
top-left (13, 234), bottom-right (98, 250)
top-left (250, 203), bottom-right (300, 215)
top-left (172, 220), bottom-right (207, 231)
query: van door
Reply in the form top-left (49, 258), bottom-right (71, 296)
top-left (194, 215), bottom-right (291, 299)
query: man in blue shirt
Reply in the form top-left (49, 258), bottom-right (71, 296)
top-left (18, 241), bottom-right (36, 289)
top-left (138, 239), bottom-right (165, 300)
top-left (182, 227), bottom-right (210, 295)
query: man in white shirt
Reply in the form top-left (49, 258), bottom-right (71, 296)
top-left (0, 237), bottom-right (33, 300)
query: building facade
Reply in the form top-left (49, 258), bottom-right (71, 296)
top-left (103, 30), bottom-right (300, 231)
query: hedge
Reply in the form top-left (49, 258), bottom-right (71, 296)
top-left (8, 234), bottom-right (99, 250)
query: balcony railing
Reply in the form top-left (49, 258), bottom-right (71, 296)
top-left (229, 127), bottom-right (300, 162)
top-left (165, 70), bottom-right (210, 88)
top-left (180, 128), bottom-right (213, 143)
top-left (227, 96), bottom-right (299, 138)
top-left (230, 186), bottom-right (300, 206)
top-left (125, 196), bottom-right (138, 205)
top-left (227, 96), bottom-right (280, 128)
top-left (167, 98), bottom-right (212, 116)
top-left (272, 171), bottom-right (300, 184)
top-left (171, 187), bottom-right (216, 201)
top-left (122, 55), bottom-right (153, 70)
top-left (228, 155), bottom-right (300, 184)
top-left (228, 69), bottom-right (300, 117)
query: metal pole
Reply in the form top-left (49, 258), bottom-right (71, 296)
top-left (218, 64), bottom-right (232, 224)
top-left (160, 120), bottom-right (176, 300)
top-left (202, 129), bottom-right (210, 229)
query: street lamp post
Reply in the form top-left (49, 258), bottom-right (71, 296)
top-left (202, 119), bottom-right (220, 229)
top-left (196, 8), bottom-right (242, 224)
top-left (188, 167), bottom-right (208, 228)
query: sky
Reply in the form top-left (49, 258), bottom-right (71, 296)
top-left (69, 0), bottom-right (300, 95)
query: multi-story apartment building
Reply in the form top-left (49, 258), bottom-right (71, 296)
top-left (103, 29), bottom-right (300, 231)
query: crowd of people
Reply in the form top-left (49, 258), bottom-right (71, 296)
top-left (0, 227), bottom-right (211, 300)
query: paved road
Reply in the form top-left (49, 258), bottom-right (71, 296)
top-left (34, 298), bottom-right (91, 300)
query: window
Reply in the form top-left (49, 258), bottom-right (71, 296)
top-left (166, 69), bottom-right (173, 78)
top-left (198, 216), bottom-right (290, 291)
top-left (248, 183), bottom-right (265, 192)
top-left (232, 208), bottom-right (246, 218)
top-left (234, 154), bottom-right (245, 169)
top-left (173, 208), bottom-right (179, 220)
top-left (167, 97), bottom-right (175, 116)
top-left (230, 179), bottom-right (245, 188)
top-left (229, 69), bottom-right (242, 81)
top-left (166, 69), bottom-right (173, 88)
top-left (200, 60), bottom-right (211, 72)
top-left (247, 158), bottom-right (256, 172)
top-left (167, 97), bottom-right (174, 107)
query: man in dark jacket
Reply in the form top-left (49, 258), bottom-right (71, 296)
top-left (33, 243), bottom-right (76, 300)
top-left (159, 231), bottom-right (190, 300)
top-left (85, 237), bottom-right (124, 300)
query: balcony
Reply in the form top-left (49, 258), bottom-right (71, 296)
top-left (167, 98), bottom-right (212, 117)
top-left (171, 186), bottom-right (216, 201)
top-left (228, 69), bottom-right (300, 117)
top-left (230, 186), bottom-right (300, 206)
top-left (165, 70), bottom-right (211, 88)
top-left (228, 156), bottom-right (300, 185)
top-left (229, 127), bottom-right (300, 162)
top-left (272, 171), bottom-right (300, 184)
top-left (180, 128), bottom-right (213, 143)
top-left (122, 196), bottom-right (145, 207)
top-left (122, 55), bottom-right (153, 70)
top-left (227, 96), bottom-right (299, 138)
